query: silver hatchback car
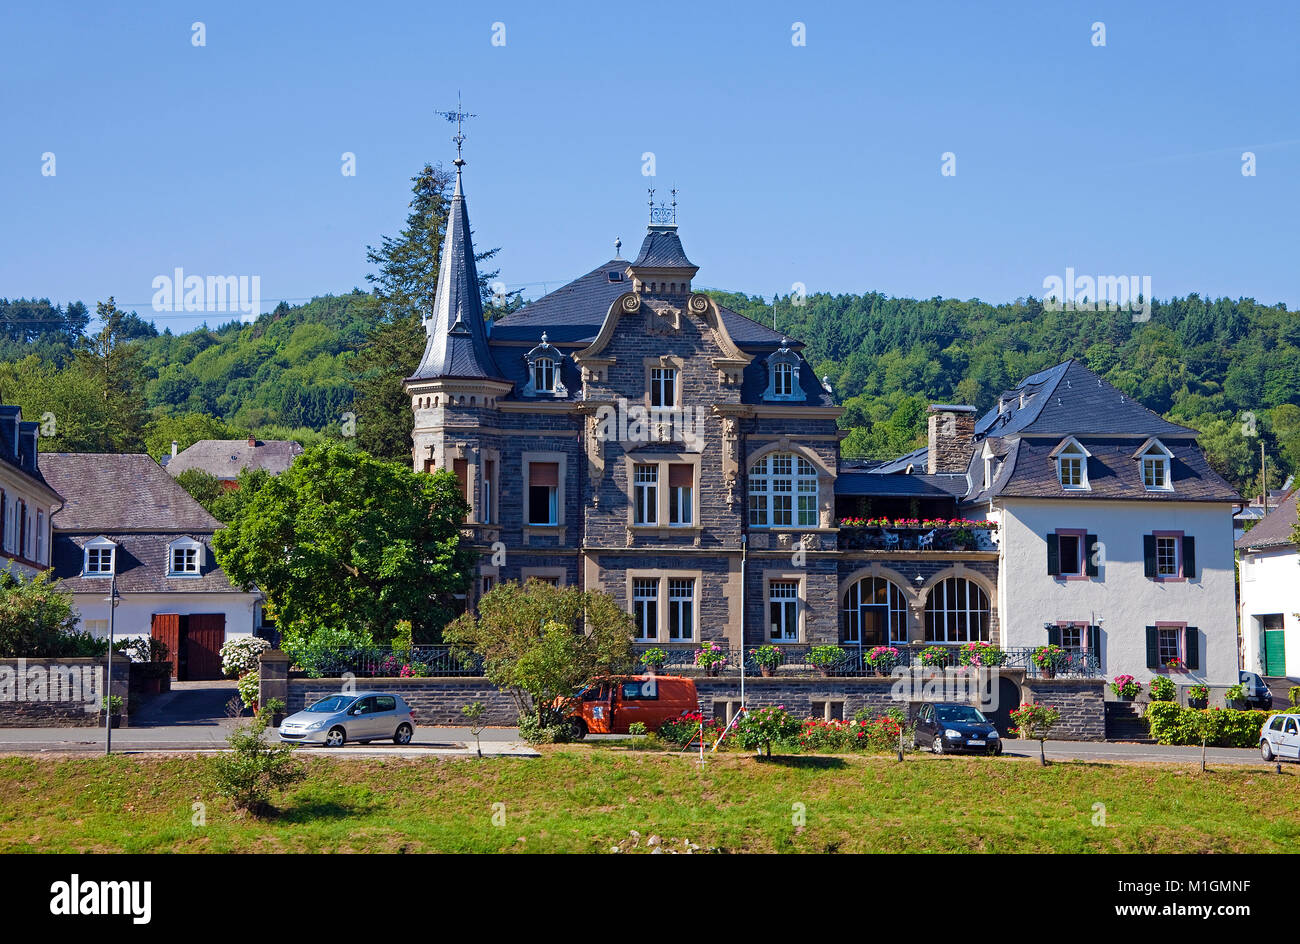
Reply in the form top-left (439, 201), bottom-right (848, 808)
top-left (279, 692), bottom-right (416, 747)
top-left (1259, 712), bottom-right (1300, 762)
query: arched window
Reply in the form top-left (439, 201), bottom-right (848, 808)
top-left (748, 452), bottom-right (818, 527)
top-left (532, 357), bottom-right (555, 393)
top-left (925, 577), bottom-right (991, 642)
top-left (841, 576), bottom-right (908, 645)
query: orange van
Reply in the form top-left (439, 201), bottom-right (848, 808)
top-left (565, 675), bottom-right (699, 737)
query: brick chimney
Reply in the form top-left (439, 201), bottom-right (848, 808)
top-left (927, 405), bottom-right (976, 474)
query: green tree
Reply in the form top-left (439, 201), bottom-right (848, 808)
top-left (0, 571), bottom-right (81, 657)
top-left (73, 298), bottom-right (148, 452)
top-left (443, 579), bottom-right (634, 735)
top-left (174, 468), bottom-right (225, 513)
top-left (212, 442), bottom-right (474, 644)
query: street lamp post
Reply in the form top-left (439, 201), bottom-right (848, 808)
top-left (104, 574), bottom-right (120, 756)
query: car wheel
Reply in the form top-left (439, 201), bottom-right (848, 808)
top-left (932, 735), bottom-right (945, 755)
top-left (991, 744), bottom-right (1003, 756)
top-left (1261, 739), bottom-right (1275, 762)
top-left (325, 726), bottom-right (346, 747)
top-left (569, 718), bottom-right (588, 740)
top-left (394, 723), bottom-right (413, 745)
top-left (912, 737), bottom-right (921, 749)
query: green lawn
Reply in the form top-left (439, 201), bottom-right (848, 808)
top-left (1, 748), bottom-right (1297, 853)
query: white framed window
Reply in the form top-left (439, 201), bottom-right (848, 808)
top-left (1157, 626), bottom-right (1180, 664)
top-left (1060, 623), bottom-right (1084, 649)
top-left (533, 358), bottom-right (555, 393)
top-left (83, 537), bottom-right (117, 576)
top-left (633, 464), bottom-right (658, 525)
top-left (1137, 440), bottom-right (1173, 491)
top-left (650, 367), bottom-right (677, 408)
top-left (925, 577), bottom-right (991, 643)
top-left (1156, 535), bottom-right (1179, 577)
top-left (167, 537), bottom-right (204, 576)
top-left (1052, 437), bottom-right (1090, 490)
top-left (667, 578), bottom-right (695, 641)
top-left (769, 580), bottom-right (800, 641)
top-left (748, 452), bottom-right (818, 528)
top-left (35, 510), bottom-right (45, 564)
top-left (668, 463), bottom-right (693, 526)
top-left (633, 577), bottom-right (658, 641)
top-left (773, 362), bottom-right (794, 397)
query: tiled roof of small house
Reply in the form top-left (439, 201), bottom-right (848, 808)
top-left (165, 439), bottom-right (303, 481)
top-left (1236, 490), bottom-right (1298, 550)
top-left (39, 453), bottom-right (223, 532)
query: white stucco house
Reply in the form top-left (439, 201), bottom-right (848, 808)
top-left (0, 405), bottom-right (60, 578)
top-left (961, 360), bottom-right (1242, 688)
top-left (39, 453), bottom-right (262, 680)
top-left (1237, 490), bottom-right (1299, 680)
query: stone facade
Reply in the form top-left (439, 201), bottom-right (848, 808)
top-left (0, 656), bottom-right (131, 728)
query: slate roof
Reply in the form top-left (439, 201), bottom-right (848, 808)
top-left (0, 405), bottom-right (59, 497)
top-left (165, 439), bottom-right (303, 481)
top-left (407, 168), bottom-right (505, 382)
top-left (963, 436), bottom-right (1240, 503)
top-left (835, 469), bottom-right (967, 498)
top-left (630, 228), bottom-right (696, 269)
top-left (51, 531), bottom-right (241, 594)
top-left (975, 360), bottom-right (1198, 439)
top-left (39, 453), bottom-right (223, 532)
top-left (1236, 490), bottom-right (1298, 551)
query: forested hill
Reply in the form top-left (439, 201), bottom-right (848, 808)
top-left (1, 288), bottom-right (1296, 496)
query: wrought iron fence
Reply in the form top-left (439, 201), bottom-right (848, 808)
top-left (291, 645), bottom-right (484, 679)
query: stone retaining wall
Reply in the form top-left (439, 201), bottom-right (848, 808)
top-left (0, 656), bottom-right (131, 728)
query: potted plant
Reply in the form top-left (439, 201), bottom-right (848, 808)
top-left (1164, 656), bottom-right (1185, 672)
top-left (749, 645), bottom-right (784, 677)
top-left (1186, 683), bottom-right (1209, 709)
top-left (1110, 674), bottom-right (1142, 701)
top-left (103, 695), bottom-right (124, 729)
top-left (1148, 675), bottom-right (1176, 702)
top-left (959, 641), bottom-right (1007, 667)
top-left (1032, 644), bottom-right (1067, 679)
top-left (693, 642), bottom-right (729, 677)
top-left (640, 647), bottom-right (668, 674)
top-left (237, 670), bottom-right (260, 713)
top-left (866, 645), bottom-right (901, 675)
top-left (1224, 683), bottom-right (1246, 710)
top-left (808, 645), bottom-right (846, 677)
top-left (919, 645), bottom-right (950, 668)
top-left (262, 697), bottom-right (287, 727)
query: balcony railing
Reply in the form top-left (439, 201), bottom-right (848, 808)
top-left (632, 643), bottom-right (1099, 679)
top-left (836, 521), bottom-right (998, 552)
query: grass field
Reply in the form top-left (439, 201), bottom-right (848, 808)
top-left (2, 748), bottom-right (1297, 853)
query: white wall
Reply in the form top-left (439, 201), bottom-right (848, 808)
top-left (71, 591), bottom-right (260, 643)
top-left (1239, 546), bottom-right (1300, 677)
top-left (998, 499), bottom-right (1238, 686)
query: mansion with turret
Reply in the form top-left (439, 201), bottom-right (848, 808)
top-left (404, 160), bottom-right (1243, 718)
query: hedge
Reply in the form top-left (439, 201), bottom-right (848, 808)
top-left (1144, 702), bottom-right (1272, 748)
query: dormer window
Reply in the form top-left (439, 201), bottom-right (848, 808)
top-left (1134, 439), bottom-right (1174, 491)
top-left (168, 537), bottom-right (204, 576)
top-left (762, 338), bottom-right (806, 403)
top-left (522, 333), bottom-right (568, 398)
top-left (1050, 437), bottom-right (1091, 490)
top-left (83, 537), bottom-right (117, 576)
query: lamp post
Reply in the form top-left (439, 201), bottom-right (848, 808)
top-left (104, 574), bottom-right (120, 755)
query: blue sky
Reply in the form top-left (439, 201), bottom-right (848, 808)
top-left (1, 0), bottom-right (1296, 332)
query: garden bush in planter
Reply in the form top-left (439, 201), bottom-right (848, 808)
top-left (1144, 702), bottom-right (1271, 748)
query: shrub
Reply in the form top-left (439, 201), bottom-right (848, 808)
top-left (104, 695), bottom-right (124, 716)
top-left (1032, 644), bottom-right (1067, 671)
top-left (123, 636), bottom-right (170, 663)
top-left (694, 642), bottom-right (729, 671)
top-left (282, 625), bottom-right (377, 678)
top-left (221, 636), bottom-right (270, 678)
top-left (1186, 683), bottom-right (1209, 701)
top-left (1148, 675), bottom-right (1176, 701)
top-left (658, 711), bottom-right (724, 747)
top-left (1010, 701), bottom-right (1061, 765)
top-left (518, 713), bottom-right (573, 744)
top-left (640, 647), bottom-right (668, 669)
top-left (1224, 683), bottom-right (1246, 703)
top-left (919, 645), bottom-right (950, 667)
top-left (208, 709), bottom-right (305, 815)
top-left (1290, 686), bottom-right (1300, 708)
top-left (236, 671), bottom-right (260, 709)
top-left (1145, 702), bottom-right (1271, 748)
top-left (736, 705), bottom-right (800, 756)
top-left (865, 646), bottom-right (900, 672)
top-left (628, 722), bottom-right (648, 736)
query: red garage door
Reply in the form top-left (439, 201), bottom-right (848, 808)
top-left (186, 615), bottom-right (226, 681)
top-left (151, 614), bottom-right (181, 680)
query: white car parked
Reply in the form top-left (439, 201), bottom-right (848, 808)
top-left (1258, 712), bottom-right (1300, 762)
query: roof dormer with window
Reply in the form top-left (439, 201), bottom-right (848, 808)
top-left (522, 333), bottom-right (568, 397)
top-left (167, 537), bottom-right (204, 577)
top-left (82, 536), bottom-right (118, 577)
top-left (1135, 438), bottom-right (1174, 491)
top-left (762, 338), bottom-right (806, 403)
top-left (1049, 436), bottom-right (1091, 491)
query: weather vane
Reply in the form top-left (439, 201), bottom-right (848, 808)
top-left (435, 93), bottom-right (476, 165)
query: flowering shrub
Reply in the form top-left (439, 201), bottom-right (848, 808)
top-left (958, 642), bottom-right (1007, 667)
top-left (749, 645), bottom-right (784, 670)
top-left (1186, 683), bottom-right (1209, 701)
top-left (1164, 656), bottom-right (1184, 670)
top-left (1224, 683), bottom-right (1246, 703)
top-left (640, 647), bottom-right (668, 669)
top-left (866, 645), bottom-right (900, 672)
top-left (1031, 644), bottom-right (1067, 671)
top-left (1148, 675), bottom-right (1176, 701)
top-left (1011, 701), bottom-right (1060, 765)
top-left (736, 705), bottom-right (801, 756)
top-left (836, 517), bottom-right (997, 530)
top-left (919, 645), bottom-right (951, 667)
top-left (236, 670), bottom-right (260, 709)
top-left (694, 642), bottom-right (729, 671)
top-left (221, 636), bottom-right (271, 678)
top-left (658, 711), bottom-right (726, 747)
top-left (1110, 675), bottom-right (1142, 698)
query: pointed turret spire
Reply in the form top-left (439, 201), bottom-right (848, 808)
top-left (408, 160), bottom-right (503, 382)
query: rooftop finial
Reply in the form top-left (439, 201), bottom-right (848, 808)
top-left (435, 92), bottom-right (476, 190)
top-left (614, 236), bottom-right (622, 258)
top-left (647, 186), bottom-right (677, 228)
